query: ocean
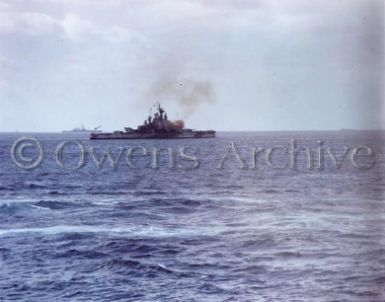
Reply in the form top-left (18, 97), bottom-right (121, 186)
top-left (0, 131), bottom-right (384, 301)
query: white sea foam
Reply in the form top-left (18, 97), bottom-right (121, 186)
top-left (0, 224), bottom-right (218, 237)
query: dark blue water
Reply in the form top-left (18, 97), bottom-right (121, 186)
top-left (0, 131), bottom-right (384, 301)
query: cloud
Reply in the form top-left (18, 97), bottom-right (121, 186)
top-left (59, 13), bottom-right (146, 42)
top-left (0, 2), bottom-right (146, 44)
top-left (0, 0), bottom-right (383, 131)
top-left (0, 8), bottom-right (61, 35)
top-left (59, 13), bottom-right (91, 40)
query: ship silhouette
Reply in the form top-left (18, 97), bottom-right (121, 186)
top-left (90, 102), bottom-right (215, 139)
top-left (63, 125), bottom-right (102, 133)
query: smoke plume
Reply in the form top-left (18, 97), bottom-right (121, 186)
top-left (163, 119), bottom-right (185, 132)
top-left (148, 78), bottom-right (215, 117)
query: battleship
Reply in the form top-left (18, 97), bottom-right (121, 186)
top-left (90, 103), bottom-right (215, 139)
top-left (63, 125), bottom-right (102, 133)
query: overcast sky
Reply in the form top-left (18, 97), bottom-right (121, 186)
top-left (0, 0), bottom-right (383, 131)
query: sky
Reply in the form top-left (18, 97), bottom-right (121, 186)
top-left (0, 0), bottom-right (384, 131)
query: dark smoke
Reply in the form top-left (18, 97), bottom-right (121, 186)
top-left (163, 119), bottom-right (185, 131)
top-left (148, 78), bottom-right (215, 117)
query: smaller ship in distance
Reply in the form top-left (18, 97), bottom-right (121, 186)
top-left (90, 102), bottom-right (215, 139)
top-left (63, 125), bottom-right (102, 133)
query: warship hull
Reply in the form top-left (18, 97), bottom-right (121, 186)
top-left (90, 131), bottom-right (215, 140)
